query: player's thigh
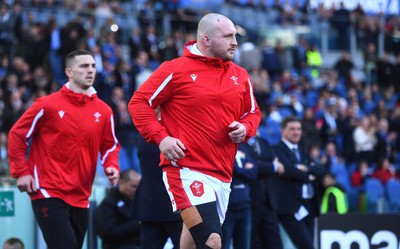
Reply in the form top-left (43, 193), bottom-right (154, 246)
top-left (32, 198), bottom-right (79, 249)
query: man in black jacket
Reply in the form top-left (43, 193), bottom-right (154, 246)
top-left (95, 169), bottom-right (142, 249)
top-left (273, 116), bottom-right (325, 249)
top-left (136, 134), bottom-right (182, 249)
top-left (242, 133), bottom-right (285, 249)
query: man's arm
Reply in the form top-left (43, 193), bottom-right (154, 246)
top-left (238, 77), bottom-right (262, 142)
top-left (273, 144), bottom-right (309, 182)
top-left (100, 113), bottom-right (121, 185)
top-left (8, 98), bottom-right (44, 179)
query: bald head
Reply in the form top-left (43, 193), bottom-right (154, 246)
top-left (197, 13), bottom-right (234, 41)
top-left (119, 169), bottom-right (141, 200)
top-left (196, 13), bottom-right (238, 60)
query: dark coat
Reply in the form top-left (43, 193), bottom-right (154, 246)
top-left (95, 188), bottom-right (140, 249)
top-left (273, 141), bottom-right (325, 216)
top-left (136, 135), bottom-right (182, 222)
top-left (241, 136), bottom-right (279, 214)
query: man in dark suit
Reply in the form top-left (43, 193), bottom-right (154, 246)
top-left (136, 134), bottom-right (182, 249)
top-left (241, 133), bottom-right (285, 249)
top-left (273, 116), bottom-right (325, 249)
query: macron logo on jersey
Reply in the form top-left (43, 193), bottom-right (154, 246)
top-left (58, 110), bottom-right (65, 118)
top-left (190, 74), bottom-right (197, 82)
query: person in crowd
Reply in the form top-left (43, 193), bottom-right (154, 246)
top-left (2, 237), bottom-right (24, 249)
top-left (371, 157), bottom-right (396, 185)
top-left (336, 102), bottom-right (358, 164)
top-left (317, 97), bottom-right (339, 148)
top-left (291, 37), bottom-right (309, 75)
top-left (273, 116), bottom-right (325, 249)
top-left (322, 142), bottom-right (346, 173)
top-left (243, 132), bottom-right (285, 249)
top-left (0, 132), bottom-right (9, 178)
top-left (7, 49), bottom-right (120, 249)
top-left (363, 42), bottom-right (378, 85)
top-left (350, 159), bottom-right (372, 187)
top-left (320, 173), bottom-right (349, 214)
top-left (374, 117), bottom-right (392, 161)
top-left (95, 169), bottom-right (141, 249)
top-left (350, 159), bottom-right (374, 212)
top-left (333, 51), bottom-right (354, 85)
top-left (306, 43), bottom-right (322, 79)
top-left (222, 145), bottom-right (257, 249)
top-left (301, 107), bottom-right (321, 154)
top-left (376, 52), bottom-right (393, 90)
top-left (260, 40), bottom-right (283, 81)
top-left (137, 133), bottom-right (182, 249)
top-left (129, 13), bottom-right (261, 249)
top-left (106, 87), bottom-right (140, 173)
top-left (353, 115), bottom-right (377, 164)
top-left (330, 1), bottom-right (351, 50)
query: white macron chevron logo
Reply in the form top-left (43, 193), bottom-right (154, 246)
top-left (190, 74), bottom-right (197, 82)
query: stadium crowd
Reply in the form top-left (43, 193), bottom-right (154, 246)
top-left (0, 0), bottom-right (400, 216)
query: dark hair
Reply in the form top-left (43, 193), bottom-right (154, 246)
top-left (280, 116), bottom-right (301, 129)
top-left (119, 169), bottom-right (140, 181)
top-left (325, 172), bottom-right (336, 180)
top-left (4, 237), bottom-right (24, 249)
top-left (65, 49), bottom-right (92, 68)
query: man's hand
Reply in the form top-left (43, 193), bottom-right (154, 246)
top-left (159, 136), bottom-right (186, 162)
top-left (228, 121), bottom-right (247, 143)
top-left (244, 162), bottom-right (254, 169)
top-left (105, 167), bottom-right (119, 186)
top-left (16, 175), bottom-right (37, 193)
top-left (296, 164), bottom-right (308, 172)
top-left (274, 158), bottom-right (285, 175)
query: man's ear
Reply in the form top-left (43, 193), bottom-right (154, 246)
top-left (65, 67), bottom-right (72, 78)
top-left (201, 36), bottom-right (211, 47)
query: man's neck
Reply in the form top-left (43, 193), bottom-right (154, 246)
top-left (282, 138), bottom-right (297, 149)
top-left (66, 82), bottom-right (93, 96)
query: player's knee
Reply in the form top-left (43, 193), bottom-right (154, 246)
top-left (181, 202), bottom-right (222, 249)
top-left (205, 232), bottom-right (221, 249)
top-left (188, 221), bottom-right (222, 249)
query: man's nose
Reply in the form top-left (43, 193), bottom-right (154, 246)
top-left (232, 36), bottom-right (238, 46)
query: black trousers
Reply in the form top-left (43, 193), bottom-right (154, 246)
top-left (140, 220), bottom-right (182, 249)
top-left (251, 209), bottom-right (283, 249)
top-left (32, 198), bottom-right (88, 249)
top-left (278, 210), bottom-right (315, 249)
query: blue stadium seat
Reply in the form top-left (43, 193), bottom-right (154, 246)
top-left (330, 163), bottom-right (352, 194)
top-left (305, 90), bottom-right (319, 107)
top-left (335, 174), bottom-right (352, 193)
top-left (365, 178), bottom-right (385, 213)
top-left (330, 164), bottom-right (348, 180)
top-left (258, 119), bottom-right (281, 145)
top-left (347, 187), bottom-right (361, 211)
top-left (347, 162), bottom-right (358, 174)
top-left (277, 106), bottom-right (294, 118)
top-left (385, 179), bottom-right (400, 212)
